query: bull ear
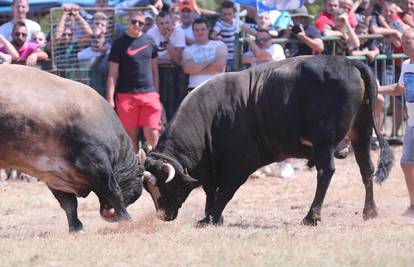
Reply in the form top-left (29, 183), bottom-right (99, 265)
top-left (182, 174), bottom-right (199, 187)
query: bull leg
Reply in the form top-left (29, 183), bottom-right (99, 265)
top-left (349, 119), bottom-right (377, 220)
top-left (303, 145), bottom-right (335, 226)
top-left (197, 178), bottom-right (247, 227)
top-left (202, 185), bottom-right (223, 225)
top-left (49, 188), bottom-right (83, 233)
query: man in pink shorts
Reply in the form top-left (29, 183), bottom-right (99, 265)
top-left (107, 11), bottom-right (161, 151)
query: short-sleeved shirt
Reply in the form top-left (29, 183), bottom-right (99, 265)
top-left (284, 24), bottom-right (322, 57)
top-left (109, 33), bottom-right (158, 93)
top-left (147, 26), bottom-right (185, 62)
top-left (183, 40), bottom-right (225, 88)
top-left (0, 19), bottom-right (41, 41)
top-left (0, 41), bottom-right (39, 61)
top-left (315, 11), bottom-right (357, 32)
top-left (213, 18), bottom-right (241, 60)
top-left (398, 59), bottom-right (414, 126)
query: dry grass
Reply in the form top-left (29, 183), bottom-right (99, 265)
top-left (1, 147), bottom-right (414, 267)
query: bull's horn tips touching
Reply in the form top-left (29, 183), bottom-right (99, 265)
top-left (143, 171), bottom-right (157, 186)
top-left (162, 163), bottom-right (175, 183)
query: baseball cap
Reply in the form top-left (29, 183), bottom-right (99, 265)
top-left (178, 0), bottom-right (194, 11)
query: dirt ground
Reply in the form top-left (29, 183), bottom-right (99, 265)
top-left (0, 146), bottom-right (413, 266)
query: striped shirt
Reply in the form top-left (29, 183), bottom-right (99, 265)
top-left (213, 18), bottom-right (240, 60)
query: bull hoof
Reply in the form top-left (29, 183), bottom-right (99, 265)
top-left (196, 215), bottom-right (224, 227)
top-left (363, 208), bottom-right (378, 220)
top-left (69, 226), bottom-right (85, 234)
top-left (302, 214), bottom-right (321, 226)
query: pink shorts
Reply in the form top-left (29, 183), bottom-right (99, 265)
top-left (116, 92), bottom-right (162, 131)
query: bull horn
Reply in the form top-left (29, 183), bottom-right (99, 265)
top-left (162, 163), bottom-right (175, 183)
top-left (143, 171), bottom-right (157, 186)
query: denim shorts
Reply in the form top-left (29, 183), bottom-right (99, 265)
top-left (401, 125), bottom-right (414, 164)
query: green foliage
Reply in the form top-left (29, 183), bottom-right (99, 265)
top-left (197, 0), bottom-right (220, 12)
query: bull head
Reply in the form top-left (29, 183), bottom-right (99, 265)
top-left (140, 150), bottom-right (198, 221)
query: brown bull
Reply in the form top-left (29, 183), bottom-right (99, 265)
top-left (0, 64), bottom-right (142, 232)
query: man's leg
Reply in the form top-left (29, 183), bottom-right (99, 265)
top-left (401, 163), bottom-right (414, 214)
top-left (401, 125), bottom-right (414, 216)
top-left (115, 93), bottom-right (140, 152)
top-left (143, 128), bottom-right (159, 148)
top-left (125, 128), bottom-right (139, 152)
top-left (139, 92), bottom-right (162, 148)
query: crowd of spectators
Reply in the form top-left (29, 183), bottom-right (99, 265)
top-left (0, 0), bottom-right (412, 178)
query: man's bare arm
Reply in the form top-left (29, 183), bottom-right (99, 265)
top-left (106, 61), bottom-right (119, 108)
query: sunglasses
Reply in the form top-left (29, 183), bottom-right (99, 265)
top-left (14, 32), bottom-right (27, 37)
top-left (130, 19), bottom-right (145, 26)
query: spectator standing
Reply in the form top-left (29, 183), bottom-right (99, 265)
top-left (370, 1), bottom-right (407, 50)
top-left (350, 23), bottom-right (380, 61)
top-left (0, 0), bottom-right (41, 41)
top-left (181, 18), bottom-right (227, 91)
top-left (378, 28), bottom-right (414, 217)
top-left (242, 29), bottom-right (285, 66)
top-left (147, 11), bottom-right (185, 64)
top-left (339, 0), bottom-right (359, 28)
top-left (77, 13), bottom-right (111, 97)
top-left (355, 0), bottom-right (371, 25)
top-left (210, 1), bottom-right (255, 71)
top-left (323, 8), bottom-right (360, 55)
top-left (30, 31), bottom-right (47, 50)
top-left (315, 0), bottom-right (340, 33)
top-left (54, 4), bottom-right (92, 78)
top-left (143, 11), bottom-right (155, 33)
top-left (282, 6), bottom-right (324, 57)
top-left (178, 0), bottom-right (198, 46)
top-left (0, 21), bottom-right (47, 66)
top-left (107, 11), bottom-right (161, 150)
top-left (147, 11), bottom-right (188, 121)
top-left (402, 0), bottom-right (414, 28)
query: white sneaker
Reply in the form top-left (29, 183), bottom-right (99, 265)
top-left (280, 163), bottom-right (294, 178)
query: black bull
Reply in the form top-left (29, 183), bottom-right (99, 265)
top-left (0, 64), bottom-right (143, 232)
top-left (142, 56), bottom-right (394, 226)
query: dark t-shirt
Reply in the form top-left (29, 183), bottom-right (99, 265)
top-left (284, 25), bottom-right (322, 57)
top-left (109, 33), bottom-right (158, 93)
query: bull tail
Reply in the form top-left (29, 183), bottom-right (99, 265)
top-left (353, 60), bottom-right (394, 183)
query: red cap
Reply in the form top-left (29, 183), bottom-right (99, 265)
top-left (178, 0), bottom-right (194, 11)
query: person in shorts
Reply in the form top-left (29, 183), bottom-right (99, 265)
top-left (107, 11), bottom-right (161, 151)
top-left (379, 28), bottom-right (414, 217)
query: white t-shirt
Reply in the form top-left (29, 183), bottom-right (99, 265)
top-left (147, 26), bottom-right (186, 62)
top-left (181, 25), bottom-right (195, 46)
top-left (398, 59), bottom-right (414, 127)
top-left (77, 46), bottom-right (110, 68)
top-left (0, 19), bottom-right (41, 41)
top-left (183, 40), bottom-right (225, 88)
top-left (243, 44), bottom-right (285, 66)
